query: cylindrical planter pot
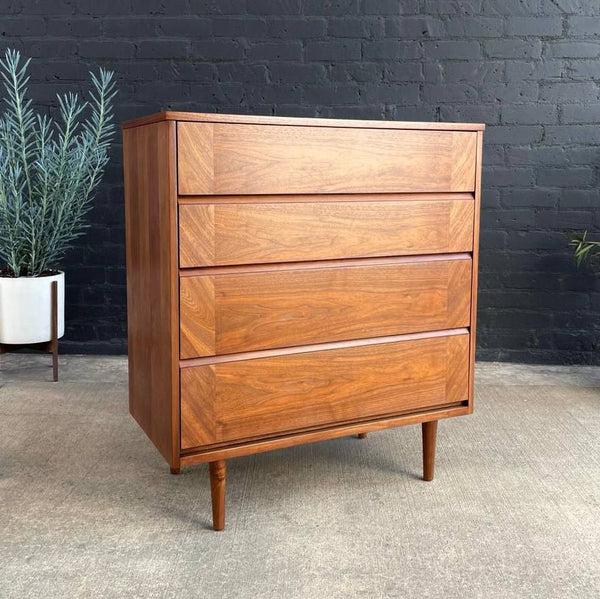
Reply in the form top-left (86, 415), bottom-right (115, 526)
top-left (0, 271), bottom-right (65, 344)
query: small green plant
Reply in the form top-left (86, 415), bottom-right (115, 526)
top-left (571, 231), bottom-right (600, 268)
top-left (0, 48), bottom-right (116, 277)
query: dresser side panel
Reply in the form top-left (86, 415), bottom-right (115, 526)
top-left (123, 121), bottom-right (179, 466)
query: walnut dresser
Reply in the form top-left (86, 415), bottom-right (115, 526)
top-left (122, 112), bottom-right (484, 531)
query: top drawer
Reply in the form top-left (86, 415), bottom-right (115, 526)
top-left (177, 122), bottom-right (478, 196)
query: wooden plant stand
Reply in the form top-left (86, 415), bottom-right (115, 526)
top-left (0, 281), bottom-right (59, 382)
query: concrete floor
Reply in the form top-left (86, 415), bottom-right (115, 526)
top-left (0, 355), bottom-right (599, 598)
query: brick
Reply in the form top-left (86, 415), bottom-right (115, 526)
top-left (247, 41), bottom-right (302, 60)
top-left (546, 41), bottom-right (600, 58)
top-left (501, 187), bottom-right (560, 208)
top-left (425, 1), bottom-right (482, 13)
top-left (446, 17), bottom-right (503, 38)
top-left (270, 63), bottom-right (327, 83)
top-left (486, 125), bottom-right (544, 144)
top-left (480, 82), bottom-right (539, 103)
top-left (137, 41), bottom-right (188, 59)
top-left (486, 39), bottom-right (542, 59)
top-left (384, 17), bottom-right (446, 39)
top-left (383, 63), bottom-right (423, 82)
top-left (502, 104), bottom-right (557, 124)
top-left (484, 167), bottom-right (535, 187)
top-left (209, 16), bottom-right (267, 38)
top-left (539, 82), bottom-right (599, 103)
top-left (329, 62), bottom-right (383, 83)
top-left (439, 104), bottom-right (500, 124)
top-left (305, 40), bottom-right (360, 60)
top-left (506, 17), bottom-right (562, 36)
top-left (505, 59), bottom-right (565, 80)
top-left (560, 190), bottom-right (600, 207)
top-left (568, 16), bottom-right (600, 36)
top-left (423, 40), bottom-right (482, 59)
top-left (329, 17), bottom-right (382, 38)
top-left (188, 0), bottom-right (247, 14)
top-left (562, 103), bottom-right (600, 123)
top-left (303, 84), bottom-right (359, 104)
top-left (567, 60), bottom-right (600, 79)
top-left (360, 84), bottom-right (420, 105)
top-left (269, 18), bottom-right (326, 38)
top-left (303, 0), bottom-right (359, 15)
top-left (190, 39), bottom-right (244, 60)
top-left (423, 83), bottom-right (478, 102)
top-left (364, 40), bottom-right (422, 60)
top-left (158, 17), bottom-right (212, 36)
top-left (506, 146), bottom-right (567, 166)
top-left (363, 0), bottom-right (418, 14)
top-left (247, 0), bottom-right (300, 15)
top-left (541, 0), bottom-right (600, 16)
top-left (537, 168), bottom-right (594, 187)
top-left (79, 41), bottom-right (134, 58)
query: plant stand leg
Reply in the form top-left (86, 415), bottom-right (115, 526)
top-left (357, 433), bottom-right (367, 439)
top-left (422, 420), bottom-right (438, 482)
top-left (209, 460), bottom-right (226, 531)
top-left (51, 281), bottom-right (58, 382)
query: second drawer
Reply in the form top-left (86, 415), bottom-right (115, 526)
top-left (180, 257), bottom-right (472, 358)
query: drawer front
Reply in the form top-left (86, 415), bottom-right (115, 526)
top-left (179, 199), bottom-right (474, 267)
top-left (177, 122), bottom-right (477, 196)
top-left (180, 258), bottom-right (472, 358)
top-left (180, 332), bottom-right (469, 449)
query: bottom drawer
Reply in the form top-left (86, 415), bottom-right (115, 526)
top-left (180, 332), bottom-right (469, 450)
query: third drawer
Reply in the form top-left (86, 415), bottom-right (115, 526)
top-left (180, 256), bottom-right (472, 358)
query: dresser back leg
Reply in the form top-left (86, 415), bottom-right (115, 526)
top-left (422, 420), bottom-right (438, 481)
top-left (209, 460), bottom-right (227, 531)
top-left (357, 433), bottom-right (367, 439)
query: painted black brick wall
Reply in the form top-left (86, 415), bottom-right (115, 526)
top-left (3, 0), bottom-right (600, 363)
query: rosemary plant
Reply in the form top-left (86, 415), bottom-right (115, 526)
top-left (0, 49), bottom-right (116, 277)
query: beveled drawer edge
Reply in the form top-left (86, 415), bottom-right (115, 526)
top-left (179, 252), bottom-right (472, 277)
top-left (180, 404), bottom-right (470, 465)
top-left (179, 327), bottom-right (469, 368)
top-left (178, 192), bottom-right (475, 205)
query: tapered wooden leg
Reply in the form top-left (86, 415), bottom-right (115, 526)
top-left (170, 466), bottom-right (180, 475)
top-left (422, 420), bottom-right (438, 481)
top-left (358, 433), bottom-right (367, 439)
top-left (209, 460), bottom-right (226, 531)
top-left (51, 281), bottom-right (58, 382)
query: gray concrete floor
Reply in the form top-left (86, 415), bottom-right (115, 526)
top-left (0, 354), bottom-right (599, 598)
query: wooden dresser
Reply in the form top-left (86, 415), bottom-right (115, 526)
top-left (122, 112), bottom-right (484, 531)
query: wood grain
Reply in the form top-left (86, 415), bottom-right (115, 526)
top-left (179, 258), bottom-right (472, 358)
top-left (468, 130), bottom-right (484, 414)
top-left (123, 111), bottom-right (485, 131)
top-left (180, 407), bottom-right (468, 465)
top-left (179, 199), bottom-right (474, 267)
top-left (180, 333), bottom-right (470, 449)
top-left (177, 122), bottom-right (478, 195)
top-left (123, 120), bottom-right (180, 470)
top-left (422, 420), bottom-right (438, 481)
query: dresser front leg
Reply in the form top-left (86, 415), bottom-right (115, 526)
top-left (170, 466), bottom-right (180, 475)
top-left (209, 460), bottom-right (227, 531)
top-left (422, 420), bottom-right (438, 482)
top-left (357, 433), bottom-right (367, 439)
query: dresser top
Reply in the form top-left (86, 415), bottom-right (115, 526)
top-left (122, 111), bottom-right (485, 132)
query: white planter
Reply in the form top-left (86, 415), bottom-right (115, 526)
top-left (0, 271), bottom-right (65, 344)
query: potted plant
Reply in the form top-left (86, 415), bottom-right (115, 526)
top-left (0, 49), bottom-right (116, 347)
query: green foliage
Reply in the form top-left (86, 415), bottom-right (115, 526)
top-left (571, 231), bottom-right (600, 269)
top-left (0, 49), bottom-right (116, 277)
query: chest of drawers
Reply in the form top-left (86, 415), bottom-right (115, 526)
top-left (122, 112), bottom-right (483, 531)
